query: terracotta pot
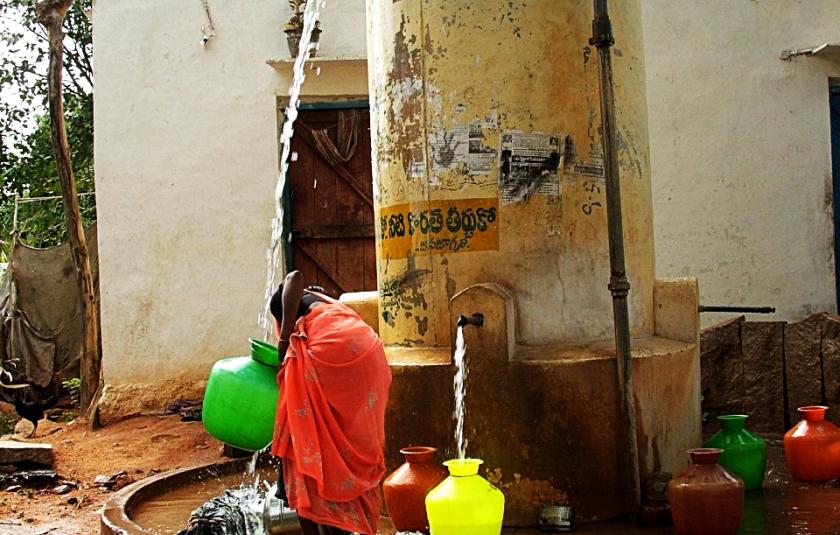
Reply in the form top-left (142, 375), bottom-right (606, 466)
top-left (668, 448), bottom-right (744, 535)
top-left (284, 27), bottom-right (321, 59)
top-left (382, 446), bottom-right (447, 533)
top-left (784, 405), bottom-right (840, 481)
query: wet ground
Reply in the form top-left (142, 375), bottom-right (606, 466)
top-left (129, 440), bottom-right (840, 534)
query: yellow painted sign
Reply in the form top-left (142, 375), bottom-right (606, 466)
top-left (378, 198), bottom-right (499, 259)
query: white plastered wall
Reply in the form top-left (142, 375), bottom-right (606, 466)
top-left (93, 0), bottom-right (368, 420)
top-left (643, 0), bottom-right (840, 326)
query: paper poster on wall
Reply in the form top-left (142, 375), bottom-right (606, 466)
top-left (429, 123), bottom-right (497, 176)
top-left (499, 131), bottom-right (568, 203)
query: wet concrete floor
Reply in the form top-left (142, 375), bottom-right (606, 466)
top-left (131, 441), bottom-right (840, 534)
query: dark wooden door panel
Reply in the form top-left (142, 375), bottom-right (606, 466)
top-left (288, 108), bottom-right (376, 296)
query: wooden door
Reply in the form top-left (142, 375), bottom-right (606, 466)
top-left (287, 107), bottom-right (376, 296)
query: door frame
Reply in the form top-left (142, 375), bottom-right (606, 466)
top-left (830, 83), bottom-right (840, 313)
top-left (276, 98), bottom-right (371, 276)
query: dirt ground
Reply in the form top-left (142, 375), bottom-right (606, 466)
top-left (0, 414), bottom-right (225, 535)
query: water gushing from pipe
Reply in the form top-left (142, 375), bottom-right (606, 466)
top-left (258, 0), bottom-right (326, 341)
top-left (453, 325), bottom-right (469, 461)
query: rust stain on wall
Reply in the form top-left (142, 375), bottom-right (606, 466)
top-left (486, 468), bottom-right (569, 525)
top-left (387, 14), bottom-right (426, 180)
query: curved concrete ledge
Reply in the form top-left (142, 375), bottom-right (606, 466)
top-left (100, 458), bottom-right (248, 535)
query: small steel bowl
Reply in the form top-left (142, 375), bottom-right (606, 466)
top-left (539, 504), bottom-right (576, 532)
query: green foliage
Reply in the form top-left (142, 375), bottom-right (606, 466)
top-left (0, 0), bottom-right (95, 250)
top-left (62, 377), bottom-right (81, 406)
top-left (58, 409), bottom-right (78, 422)
top-left (0, 411), bottom-right (15, 435)
top-left (284, 0), bottom-right (320, 31)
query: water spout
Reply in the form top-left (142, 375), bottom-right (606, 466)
top-left (457, 313), bottom-right (484, 328)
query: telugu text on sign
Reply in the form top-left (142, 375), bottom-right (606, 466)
top-left (378, 198), bottom-right (500, 259)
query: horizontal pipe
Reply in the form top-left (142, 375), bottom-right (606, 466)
top-left (698, 305), bottom-right (776, 314)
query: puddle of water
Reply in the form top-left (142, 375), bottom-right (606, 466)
top-left (734, 442), bottom-right (840, 535)
top-left (129, 467), bottom-right (274, 534)
top-left (739, 484), bottom-right (840, 535)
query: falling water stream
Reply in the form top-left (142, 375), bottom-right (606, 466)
top-left (258, 0), bottom-right (326, 342)
top-left (148, 3), bottom-right (327, 534)
top-left (453, 325), bottom-right (469, 461)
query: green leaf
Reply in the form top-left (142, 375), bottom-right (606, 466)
top-left (1, 0), bottom-right (95, 248)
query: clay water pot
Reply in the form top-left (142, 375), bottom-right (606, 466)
top-left (668, 448), bottom-right (744, 535)
top-left (382, 446), bottom-right (447, 533)
top-left (784, 405), bottom-right (840, 481)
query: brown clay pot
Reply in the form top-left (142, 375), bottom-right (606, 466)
top-left (784, 405), bottom-right (840, 481)
top-left (668, 448), bottom-right (744, 535)
top-left (382, 446), bottom-right (447, 533)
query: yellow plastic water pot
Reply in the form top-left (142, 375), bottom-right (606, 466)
top-left (425, 458), bottom-right (505, 535)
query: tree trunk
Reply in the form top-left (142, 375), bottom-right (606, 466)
top-left (37, 0), bottom-right (101, 420)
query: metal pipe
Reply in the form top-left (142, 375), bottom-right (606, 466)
top-left (457, 313), bottom-right (485, 328)
top-left (590, 0), bottom-right (641, 520)
top-left (699, 305), bottom-right (776, 314)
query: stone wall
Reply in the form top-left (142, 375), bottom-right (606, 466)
top-left (701, 313), bottom-right (840, 434)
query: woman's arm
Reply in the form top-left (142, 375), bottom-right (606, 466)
top-left (276, 271), bottom-right (305, 356)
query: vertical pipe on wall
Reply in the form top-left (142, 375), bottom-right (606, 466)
top-left (590, 0), bottom-right (641, 519)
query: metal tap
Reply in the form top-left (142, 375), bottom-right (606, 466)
top-left (457, 313), bottom-right (485, 328)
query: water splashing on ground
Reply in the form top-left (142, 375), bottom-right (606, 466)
top-left (175, 486), bottom-right (265, 535)
top-left (246, 450), bottom-right (261, 490)
top-left (453, 325), bottom-right (468, 461)
top-left (258, 0), bottom-right (325, 341)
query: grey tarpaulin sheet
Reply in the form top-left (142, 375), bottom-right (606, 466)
top-left (0, 225), bottom-right (98, 388)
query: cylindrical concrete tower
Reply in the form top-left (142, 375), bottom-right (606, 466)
top-left (367, 0), bottom-right (654, 348)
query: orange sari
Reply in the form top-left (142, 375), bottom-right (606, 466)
top-left (271, 293), bottom-right (391, 534)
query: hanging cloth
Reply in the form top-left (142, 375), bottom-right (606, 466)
top-left (310, 110), bottom-right (360, 166)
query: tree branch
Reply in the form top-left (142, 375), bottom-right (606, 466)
top-left (35, 0), bottom-right (101, 422)
top-left (61, 51), bottom-right (88, 95)
top-left (62, 44), bottom-right (92, 90)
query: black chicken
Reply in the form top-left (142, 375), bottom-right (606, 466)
top-left (14, 392), bottom-right (57, 438)
top-left (0, 359), bottom-right (57, 438)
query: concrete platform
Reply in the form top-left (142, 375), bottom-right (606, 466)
top-left (377, 279), bottom-right (702, 524)
top-left (0, 440), bottom-right (54, 467)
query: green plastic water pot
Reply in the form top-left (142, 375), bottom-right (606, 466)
top-left (202, 339), bottom-right (280, 451)
top-left (703, 414), bottom-right (766, 490)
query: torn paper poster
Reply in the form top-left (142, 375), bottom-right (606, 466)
top-left (430, 123), bottom-right (497, 176)
top-left (499, 131), bottom-right (568, 203)
top-left (570, 155), bottom-right (606, 182)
